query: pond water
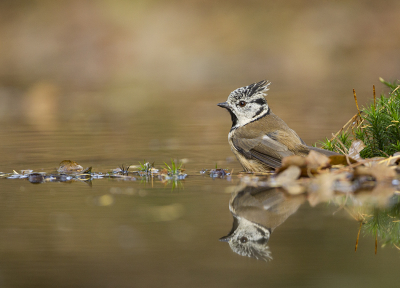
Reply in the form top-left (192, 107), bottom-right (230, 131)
top-left (0, 92), bottom-right (399, 288)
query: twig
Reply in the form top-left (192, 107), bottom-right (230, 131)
top-left (353, 89), bottom-right (361, 118)
top-left (330, 113), bottom-right (360, 141)
top-left (373, 85), bottom-right (376, 109)
top-left (379, 150), bottom-right (390, 157)
top-left (391, 85), bottom-right (400, 95)
top-left (378, 155), bottom-right (400, 165)
top-left (335, 134), bottom-right (350, 155)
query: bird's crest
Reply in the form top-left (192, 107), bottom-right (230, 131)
top-left (230, 80), bottom-right (271, 101)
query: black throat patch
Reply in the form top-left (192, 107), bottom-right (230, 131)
top-left (228, 109), bottom-right (238, 129)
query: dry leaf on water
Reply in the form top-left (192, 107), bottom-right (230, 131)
top-left (305, 150), bottom-right (331, 169)
top-left (362, 157), bottom-right (387, 167)
top-left (329, 155), bottom-right (358, 166)
top-left (278, 151), bottom-right (331, 177)
top-left (280, 156), bottom-right (307, 170)
top-left (57, 160), bottom-right (83, 173)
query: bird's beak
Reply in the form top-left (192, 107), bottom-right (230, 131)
top-left (219, 235), bottom-right (232, 242)
top-left (217, 102), bottom-right (230, 109)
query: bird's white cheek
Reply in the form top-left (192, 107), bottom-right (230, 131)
top-left (237, 116), bottom-right (252, 127)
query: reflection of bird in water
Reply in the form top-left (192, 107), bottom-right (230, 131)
top-left (220, 185), bottom-right (305, 261)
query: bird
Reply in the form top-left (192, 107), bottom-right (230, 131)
top-left (217, 80), bottom-right (338, 172)
top-left (219, 185), bottom-right (305, 261)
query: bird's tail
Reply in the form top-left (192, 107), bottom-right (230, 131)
top-left (307, 145), bottom-right (340, 156)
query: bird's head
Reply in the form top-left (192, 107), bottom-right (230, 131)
top-left (219, 216), bottom-right (272, 261)
top-left (218, 80), bottom-right (271, 130)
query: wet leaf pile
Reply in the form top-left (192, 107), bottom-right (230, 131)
top-left (239, 148), bottom-right (400, 207)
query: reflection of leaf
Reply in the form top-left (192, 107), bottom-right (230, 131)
top-left (275, 165), bottom-right (301, 185)
top-left (274, 166), bottom-right (305, 195)
top-left (348, 140), bottom-right (366, 160)
top-left (283, 182), bottom-right (306, 195)
top-left (307, 173), bottom-right (338, 206)
top-left (81, 166), bottom-right (92, 174)
top-left (354, 164), bottom-right (396, 182)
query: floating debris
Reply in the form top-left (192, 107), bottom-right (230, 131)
top-left (209, 168), bottom-right (231, 179)
top-left (1, 159), bottom-right (190, 185)
top-left (57, 160), bottom-right (84, 173)
top-left (201, 164), bottom-right (231, 179)
top-left (116, 161), bottom-right (160, 177)
top-left (28, 173), bottom-right (46, 184)
top-left (118, 164), bottom-right (130, 175)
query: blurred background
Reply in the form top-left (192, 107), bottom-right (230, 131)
top-left (1, 2), bottom-right (400, 287)
top-left (0, 0), bottom-right (400, 168)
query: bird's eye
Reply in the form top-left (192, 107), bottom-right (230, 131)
top-left (240, 236), bottom-right (248, 243)
top-left (239, 101), bottom-right (246, 107)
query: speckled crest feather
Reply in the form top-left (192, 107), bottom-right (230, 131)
top-left (229, 80), bottom-right (270, 101)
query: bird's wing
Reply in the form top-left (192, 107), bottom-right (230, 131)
top-left (232, 133), bottom-right (296, 169)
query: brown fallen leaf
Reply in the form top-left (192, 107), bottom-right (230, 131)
top-left (280, 155), bottom-right (307, 170)
top-left (348, 140), bottom-right (366, 161)
top-left (362, 157), bottom-right (387, 167)
top-left (329, 155), bottom-right (358, 166)
top-left (305, 150), bottom-right (331, 169)
top-left (279, 152), bottom-right (331, 177)
top-left (57, 160), bottom-right (83, 173)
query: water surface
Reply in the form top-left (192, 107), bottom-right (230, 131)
top-left (0, 104), bottom-right (399, 288)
